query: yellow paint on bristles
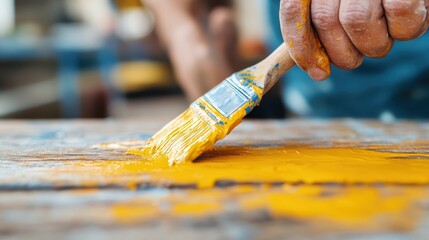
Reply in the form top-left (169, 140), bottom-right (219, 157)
top-left (132, 43), bottom-right (297, 165)
top-left (140, 106), bottom-right (223, 166)
top-left (135, 70), bottom-right (264, 165)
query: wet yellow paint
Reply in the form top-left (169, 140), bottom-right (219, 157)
top-left (172, 202), bottom-right (221, 216)
top-left (137, 70), bottom-right (264, 165)
top-left (241, 186), bottom-right (425, 227)
top-left (113, 205), bottom-right (159, 223)
top-left (110, 185), bottom-right (427, 228)
top-left (47, 144), bottom-right (429, 227)
top-left (125, 146), bottom-right (429, 187)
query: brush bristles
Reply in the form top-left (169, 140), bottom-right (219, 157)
top-left (140, 71), bottom-right (264, 164)
top-left (143, 106), bottom-right (220, 165)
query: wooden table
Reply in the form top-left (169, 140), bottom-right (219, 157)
top-left (1, 119), bottom-right (429, 239)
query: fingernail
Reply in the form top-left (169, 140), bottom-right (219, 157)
top-left (308, 67), bottom-right (328, 81)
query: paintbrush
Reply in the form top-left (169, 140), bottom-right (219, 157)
top-left (138, 43), bottom-right (296, 165)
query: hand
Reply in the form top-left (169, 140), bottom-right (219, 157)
top-left (280, 0), bottom-right (429, 80)
top-left (143, 0), bottom-right (237, 101)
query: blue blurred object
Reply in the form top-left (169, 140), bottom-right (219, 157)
top-left (52, 24), bottom-right (118, 118)
top-left (267, 0), bottom-right (429, 120)
top-left (0, 37), bottom-right (51, 60)
top-left (0, 25), bottom-right (118, 118)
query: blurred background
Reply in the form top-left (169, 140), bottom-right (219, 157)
top-left (0, 0), bottom-right (272, 120)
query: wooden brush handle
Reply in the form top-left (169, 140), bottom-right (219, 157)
top-left (254, 43), bottom-right (295, 93)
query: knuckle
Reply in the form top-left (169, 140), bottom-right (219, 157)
top-left (340, 3), bottom-right (372, 30)
top-left (383, 0), bottom-right (427, 40)
top-left (280, 0), bottom-right (303, 21)
top-left (383, 0), bottom-right (415, 16)
top-left (312, 5), bottom-right (339, 30)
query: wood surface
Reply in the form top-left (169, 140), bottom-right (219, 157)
top-left (1, 119), bottom-right (429, 240)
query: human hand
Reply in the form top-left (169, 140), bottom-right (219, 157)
top-left (143, 0), bottom-right (237, 101)
top-left (280, 0), bottom-right (429, 80)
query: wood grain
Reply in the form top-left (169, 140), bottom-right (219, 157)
top-left (1, 119), bottom-right (429, 240)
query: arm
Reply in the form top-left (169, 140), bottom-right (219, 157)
top-left (143, 0), bottom-right (237, 100)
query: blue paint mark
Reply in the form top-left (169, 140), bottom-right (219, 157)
top-left (196, 101), bottom-right (206, 110)
top-left (208, 112), bottom-right (223, 123)
top-left (195, 101), bottom-right (225, 125)
top-left (217, 121), bottom-right (226, 126)
top-left (245, 106), bottom-right (253, 114)
top-left (251, 94), bottom-right (261, 104)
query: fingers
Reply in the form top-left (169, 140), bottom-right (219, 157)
top-left (281, 0), bottom-right (427, 78)
top-left (340, 0), bottom-right (394, 58)
top-left (383, 0), bottom-right (428, 40)
top-left (280, 0), bottom-right (330, 80)
top-left (311, 0), bottom-right (364, 69)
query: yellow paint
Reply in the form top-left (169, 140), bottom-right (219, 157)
top-left (137, 70), bottom-right (264, 165)
top-left (241, 186), bottom-right (425, 228)
top-left (113, 205), bottom-right (159, 223)
top-left (44, 144), bottom-right (429, 227)
top-left (172, 202), bottom-right (221, 216)
top-left (296, 22), bottom-right (303, 32)
top-left (128, 43), bottom-right (296, 165)
top-left (109, 185), bottom-right (426, 228)
top-left (287, 0), bottom-right (330, 76)
top-left (124, 146), bottom-right (429, 187)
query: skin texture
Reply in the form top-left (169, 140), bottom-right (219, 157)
top-left (280, 0), bottom-right (429, 80)
top-left (143, 0), bottom-right (238, 101)
top-left (280, 0), bottom-right (331, 80)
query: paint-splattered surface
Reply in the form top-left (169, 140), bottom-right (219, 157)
top-left (1, 119), bottom-right (429, 239)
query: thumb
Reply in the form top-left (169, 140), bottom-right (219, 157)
top-left (280, 0), bottom-right (330, 80)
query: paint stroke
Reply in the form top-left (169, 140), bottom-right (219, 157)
top-left (111, 185), bottom-right (427, 229)
top-left (30, 144), bottom-right (429, 229)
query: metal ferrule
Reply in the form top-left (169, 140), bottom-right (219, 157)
top-left (196, 74), bottom-right (260, 119)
